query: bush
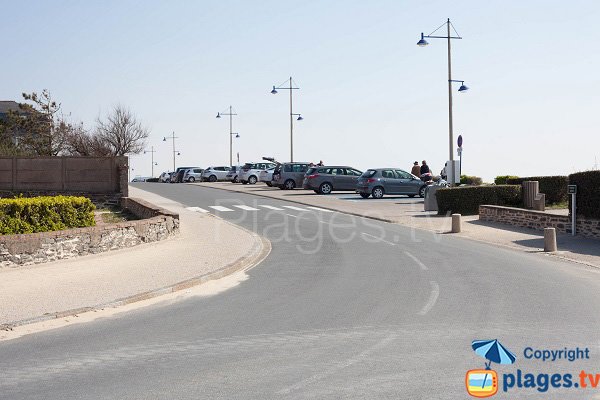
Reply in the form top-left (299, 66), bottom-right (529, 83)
top-left (0, 196), bottom-right (95, 235)
top-left (146, 177), bottom-right (159, 182)
top-left (505, 176), bottom-right (568, 205)
top-left (460, 175), bottom-right (483, 186)
top-left (436, 185), bottom-right (522, 215)
top-left (495, 175), bottom-right (519, 185)
top-left (569, 170), bottom-right (600, 219)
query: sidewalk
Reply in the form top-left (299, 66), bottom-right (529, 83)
top-left (195, 182), bottom-right (600, 269)
top-left (0, 186), bottom-right (268, 328)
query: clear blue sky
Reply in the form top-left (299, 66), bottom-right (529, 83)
top-left (2, 0), bottom-right (599, 181)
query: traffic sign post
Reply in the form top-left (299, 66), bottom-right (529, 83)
top-left (568, 185), bottom-right (577, 236)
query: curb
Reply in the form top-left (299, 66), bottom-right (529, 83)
top-left (0, 217), bottom-right (271, 331)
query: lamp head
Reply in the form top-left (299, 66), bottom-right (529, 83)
top-left (458, 82), bottom-right (469, 92)
top-left (235, 133), bottom-right (240, 138)
top-left (297, 115), bottom-right (304, 121)
top-left (417, 33), bottom-right (429, 47)
top-left (216, 112), bottom-right (221, 118)
top-left (177, 152), bottom-right (181, 156)
top-left (271, 86), bottom-right (278, 94)
top-left (163, 137), bottom-right (166, 141)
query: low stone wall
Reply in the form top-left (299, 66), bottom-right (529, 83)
top-left (479, 205), bottom-right (600, 239)
top-left (0, 197), bottom-right (179, 268)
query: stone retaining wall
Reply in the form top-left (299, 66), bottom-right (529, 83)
top-left (479, 205), bottom-right (600, 239)
top-left (0, 197), bottom-right (179, 268)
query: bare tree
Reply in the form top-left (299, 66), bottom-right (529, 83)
top-left (64, 123), bottom-right (112, 156)
top-left (96, 105), bottom-right (149, 156)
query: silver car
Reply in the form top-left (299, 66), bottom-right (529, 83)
top-left (184, 168), bottom-right (204, 182)
top-left (226, 166), bottom-right (239, 183)
top-left (201, 166), bottom-right (229, 182)
top-left (259, 167), bottom-right (276, 186)
top-left (302, 166), bottom-right (363, 194)
top-left (239, 162), bottom-right (276, 184)
top-left (356, 168), bottom-right (428, 199)
top-left (272, 162), bottom-right (311, 190)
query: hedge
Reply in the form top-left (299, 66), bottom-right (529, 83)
top-left (0, 196), bottom-right (96, 235)
top-left (494, 175), bottom-right (519, 185)
top-left (146, 177), bottom-right (159, 182)
top-left (505, 176), bottom-right (568, 204)
top-left (569, 170), bottom-right (600, 219)
top-left (436, 185), bottom-right (522, 215)
top-left (460, 175), bottom-right (483, 186)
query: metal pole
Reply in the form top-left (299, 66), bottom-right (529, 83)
top-left (447, 18), bottom-right (455, 186)
top-left (172, 132), bottom-right (176, 171)
top-left (572, 193), bottom-right (576, 236)
top-left (151, 146), bottom-right (154, 177)
top-left (289, 76), bottom-right (294, 162)
top-left (229, 105), bottom-right (233, 167)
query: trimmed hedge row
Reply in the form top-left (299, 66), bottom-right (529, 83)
top-left (436, 185), bottom-right (522, 215)
top-left (505, 176), bottom-right (568, 204)
top-left (494, 175), bottom-right (519, 185)
top-left (460, 175), bottom-right (483, 186)
top-left (0, 196), bottom-right (95, 235)
top-left (569, 170), bottom-right (600, 219)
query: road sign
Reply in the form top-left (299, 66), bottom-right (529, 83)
top-left (568, 185), bottom-right (577, 194)
top-left (457, 135), bottom-right (463, 148)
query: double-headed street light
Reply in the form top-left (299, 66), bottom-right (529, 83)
top-left (418, 18), bottom-right (469, 186)
top-left (143, 146), bottom-right (157, 177)
top-left (216, 106), bottom-right (240, 167)
top-left (271, 77), bottom-right (303, 162)
top-left (163, 132), bottom-right (180, 171)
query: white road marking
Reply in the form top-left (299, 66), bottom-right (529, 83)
top-left (307, 206), bottom-right (334, 213)
top-left (209, 206), bottom-right (234, 212)
top-left (403, 251), bottom-right (428, 271)
top-left (360, 232), bottom-right (396, 246)
top-left (233, 205), bottom-right (260, 211)
top-left (418, 281), bottom-right (440, 316)
top-left (259, 205), bottom-right (284, 211)
top-left (282, 205), bottom-right (307, 211)
top-left (185, 207), bottom-right (209, 213)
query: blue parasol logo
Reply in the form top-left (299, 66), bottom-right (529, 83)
top-left (466, 339), bottom-right (516, 398)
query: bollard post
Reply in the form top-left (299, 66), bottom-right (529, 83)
top-left (451, 213), bottom-right (462, 233)
top-left (544, 228), bottom-right (557, 252)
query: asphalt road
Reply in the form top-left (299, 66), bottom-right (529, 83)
top-left (1, 183), bottom-right (600, 399)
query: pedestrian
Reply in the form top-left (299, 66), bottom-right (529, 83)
top-left (420, 160), bottom-right (431, 182)
top-left (317, 160), bottom-right (324, 166)
top-left (410, 161), bottom-right (420, 177)
top-left (440, 162), bottom-right (447, 181)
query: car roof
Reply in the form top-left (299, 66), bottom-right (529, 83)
top-left (315, 165), bottom-right (354, 169)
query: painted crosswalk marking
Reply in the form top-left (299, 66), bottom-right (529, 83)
top-left (233, 205), bottom-right (260, 211)
top-left (307, 206), bottom-right (334, 213)
top-left (209, 206), bottom-right (234, 212)
top-left (282, 206), bottom-right (307, 211)
top-left (259, 205), bottom-right (284, 211)
top-left (186, 206), bottom-right (209, 213)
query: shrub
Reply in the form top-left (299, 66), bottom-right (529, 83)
top-left (505, 176), bottom-right (568, 205)
top-left (0, 196), bottom-right (95, 235)
top-left (569, 170), bottom-right (600, 219)
top-left (494, 175), bottom-right (519, 185)
top-left (146, 177), bottom-right (159, 182)
top-left (436, 185), bottom-right (522, 215)
top-left (460, 175), bottom-right (483, 186)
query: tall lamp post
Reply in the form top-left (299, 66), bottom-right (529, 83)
top-left (163, 132), bottom-right (180, 171)
top-left (417, 18), bottom-right (469, 186)
top-left (271, 77), bottom-right (303, 162)
top-left (216, 106), bottom-right (240, 167)
top-left (143, 146), bottom-right (157, 177)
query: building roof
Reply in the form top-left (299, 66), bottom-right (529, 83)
top-left (0, 101), bottom-right (21, 115)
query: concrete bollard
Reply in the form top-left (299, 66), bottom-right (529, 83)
top-left (451, 214), bottom-right (462, 233)
top-left (544, 228), bottom-right (558, 252)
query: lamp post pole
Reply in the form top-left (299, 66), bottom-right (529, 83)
top-left (216, 106), bottom-right (239, 167)
top-left (271, 77), bottom-right (302, 162)
top-left (163, 132), bottom-right (179, 171)
top-left (144, 146), bottom-right (157, 177)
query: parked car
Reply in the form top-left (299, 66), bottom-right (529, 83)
top-left (201, 166), bottom-right (230, 182)
top-left (159, 172), bottom-right (172, 183)
top-left (272, 162), bottom-right (311, 190)
top-left (259, 167), bottom-right (276, 186)
top-left (302, 166), bottom-right (363, 194)
top-left (356, 168), bottom-right (428, 199)
top-left (184, 168), bottom-right (204, 182)
top-left (171, 166), bottom-right (199, 183)
top-left (226, 166), bottom-right (240, 183)
top-left (238, 162), bottom-right (276, 184)
top-left (131, 176), bottom-right (151, 182)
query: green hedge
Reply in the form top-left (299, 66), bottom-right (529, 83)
top-left (436, 185), bottom-right (522, 215)
top-left (460, 175), bottom-right (483, 185)
top-left (494, 175), bottom-right (519, 185)
top-left (0, 196), bottom-right (96, 235)
top-left (569, 170), bottom-right (600, 219)
top-left (505, 176), bottom-right (568, 204)
top-left (146, 177), bottom-right (159, 182)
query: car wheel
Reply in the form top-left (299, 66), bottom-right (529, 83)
top-left (241, 180), bottom-right (248, 185)
top-left (408, 194), bottom-right (415, 198)
top-left (233, 176), bottom-right (239, 183)
top-left (372, 186), bottom-right (384, 199)
top-left (419, 186), bottom-right (427, 198)
top-left (284, 179), bottom-right (296, 190)
top-left (318, 182), bottom-right (333, 195)
top-left (359, 193), bottom-right (370, 199)
top-left (266, 182), bottom-right (272, 187)
top-left (188, 176), bottom-right (195, 182)
top-left (248, 175), bottom-right (257, 184)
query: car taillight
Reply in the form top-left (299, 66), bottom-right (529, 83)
top-left (307, 174), bottom-right (319, 179)
top-left (366, 178), bottom-right (376, 183)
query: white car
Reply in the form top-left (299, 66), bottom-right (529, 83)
top-left (239, 162), bottom-right (276, 184)
top-left (158, 172), bottom-right (172, 183)
top-left (201, 166), bottom-right (230, 182)
top-left (259, 167), bottom-right (276, 187)
top-left (184, 168), bottom-right (204, 182)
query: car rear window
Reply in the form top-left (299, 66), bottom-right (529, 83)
top-left (305, 168), bottom-right (317, 175)
top-left (361, 170), bottom-right (377, 178)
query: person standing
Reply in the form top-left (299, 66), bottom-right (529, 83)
top-left (411, 161), bottom-right (420, 177)
top-left (420, 160), bottom-right (431, 182)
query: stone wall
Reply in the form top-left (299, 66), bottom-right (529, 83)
top-left (479, 205), bottom-right (600, 239)
top-left (0, 197), bottom-right (179, 268)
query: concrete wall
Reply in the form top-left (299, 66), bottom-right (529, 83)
top-left (0, 156), bottom-right (128, 196)
top-left (479, 205), bottom-right (600, 240)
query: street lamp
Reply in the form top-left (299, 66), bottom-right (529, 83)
top-left (163, 132), bottom-right (179, 171)
top-left (418, 18), bottom-right (469, 186)
top-left (271, 76), bottom-right (303, 162)
top-left (216, 106), bottom-right (240, 167)
top-left (143, 146), bottom-right (157, 177)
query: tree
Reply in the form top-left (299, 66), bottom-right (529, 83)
top-left (63, 123), bottom-right (112, 157)
top-left (96, 105), bottom-right (149, 156)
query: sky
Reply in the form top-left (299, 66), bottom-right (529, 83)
top-left (1, 0), bottom-right (599, 181)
